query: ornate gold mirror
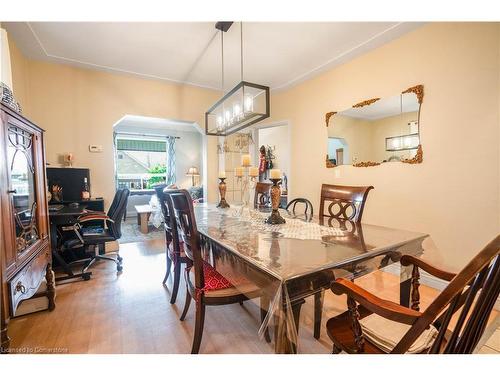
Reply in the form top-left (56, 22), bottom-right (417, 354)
top-left (325, 85), bottom-right (423, 168)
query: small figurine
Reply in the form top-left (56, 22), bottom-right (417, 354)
top-left (51, 184), bottom-right (63, 202)
top-left (258, 145), bottom-right (267, 181)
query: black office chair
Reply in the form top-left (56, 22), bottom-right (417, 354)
top-left (64, 189), bottom-right (130, 273)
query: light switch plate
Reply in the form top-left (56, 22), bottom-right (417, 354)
top-left (89, 145), bottom-right (103, 153)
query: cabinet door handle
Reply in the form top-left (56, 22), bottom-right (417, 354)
top-left (8, 189), bottom-right (17, 194)
top-left (15, 281), bottom-right (26, 294)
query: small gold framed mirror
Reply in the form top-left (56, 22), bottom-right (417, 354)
top-left (325, 85), bottom-right (423, 168)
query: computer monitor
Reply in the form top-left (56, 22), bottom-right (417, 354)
top-left (46, 167), bottom-right (91, 202)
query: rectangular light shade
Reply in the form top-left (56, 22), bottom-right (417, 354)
top-left (205, 81), bottom-right (270, 136)
top-left (385, 133), bottom-right (420, 151)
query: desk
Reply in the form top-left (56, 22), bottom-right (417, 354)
top-left (49, 205), bottom-right (96, 282)
top-left (194, 204), bottom-right (428, 353)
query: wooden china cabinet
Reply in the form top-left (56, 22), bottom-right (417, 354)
top-left (0, 103), bottom-right (55, 352)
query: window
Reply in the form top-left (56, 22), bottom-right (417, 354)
top-left (114, 135), bottom-right (171, 191)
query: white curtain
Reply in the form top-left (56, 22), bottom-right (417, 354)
top-left (166, 136), bottom-right (176, 185)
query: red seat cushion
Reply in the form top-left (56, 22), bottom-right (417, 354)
top-left (201, 261), bottom-right (251, 291)
top-left (202, 261), bottom-right (234, 291)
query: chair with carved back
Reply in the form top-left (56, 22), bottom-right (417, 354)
top-left (254, 182), bottom-right (272, 209)
top-left (168, 189), bottom-right (269, 353)
top-left (319, 184), bottom-right (374, 224)
top-left (326, 234), bottom-right (500, 354)
top-left (154, 185), bottom-right (190, 304)
top-left (311, 184), bottom-right (374, 339)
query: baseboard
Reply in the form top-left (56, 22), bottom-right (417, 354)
top-left (382, 263), bottom-right (500, 311)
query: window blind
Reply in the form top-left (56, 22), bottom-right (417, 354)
top-left (116, 139), bottom-right (166, 152)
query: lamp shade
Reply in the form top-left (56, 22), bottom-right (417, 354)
top-left (186, 166), bottom-right (199, 176)
top-left (205, 81), bottom-right (270, 136)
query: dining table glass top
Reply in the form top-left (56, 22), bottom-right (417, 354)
top-left (194, 204), bottom-right (428, 281)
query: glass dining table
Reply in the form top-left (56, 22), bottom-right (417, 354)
top-left (193, 203), bottom-right (428, 353)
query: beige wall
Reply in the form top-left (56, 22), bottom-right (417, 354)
top-left (8, 39), bottom-right (220, 207)
top-left (7, 33), bottom-right (30, 114)
top-left (262, 22), bottom-right (500, 271)
top-left (257, 125), bottom-right (290, 180)
top-left (329, 115), bottom-right (373, 163)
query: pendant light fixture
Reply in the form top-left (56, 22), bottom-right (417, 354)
top-left (205, 22), bottom-right (270, 136)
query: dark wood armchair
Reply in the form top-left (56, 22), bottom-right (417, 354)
top-left (326, 235), bottom-right (500, 354)
top-left (254, 182), bottom-right (272, 209)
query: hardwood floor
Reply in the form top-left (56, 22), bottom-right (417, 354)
top-left (6, 238), bottom-right (499, 354)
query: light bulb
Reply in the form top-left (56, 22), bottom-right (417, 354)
top-left (225, 110), bottom-right (232, 123)
top-left (404, 136), bottom-right (412, 147)
top-left (217, 116), bottom-right (223, 126)
top-left (233, 103), bottom-right (241, 119)
top-left (392, 138), bottom-right (401, 149)
top-left (244, 95), bottom-right (254, 112)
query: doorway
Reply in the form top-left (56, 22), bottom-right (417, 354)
top-left (112, 115), bottom-right (204, 243)
top-left (252, 121), bottom-right (291, 204)
top-left (328, 137), bottom-right (349, 166)
top-left (336, 148), bottom-right (344, 165)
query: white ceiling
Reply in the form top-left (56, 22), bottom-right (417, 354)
top-left (340, 92), bottom-right (420, 121)
top-left (4, 22), bottom-right (423, 91)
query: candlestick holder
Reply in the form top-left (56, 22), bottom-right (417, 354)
top-left (265, 178), bottom-right (286, 225)
top-left (236, 170), bottom-right (257, 210)
top-left (217, 178), bottom-right (230, 208)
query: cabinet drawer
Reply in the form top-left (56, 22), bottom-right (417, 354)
top-left (9, 246), bottom-right (50, 315)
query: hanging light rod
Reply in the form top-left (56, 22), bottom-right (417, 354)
top-left (205, 21), bottom-right (270, 137)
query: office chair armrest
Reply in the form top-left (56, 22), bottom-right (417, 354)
top-left (78, 214), bottom-right (115, 224)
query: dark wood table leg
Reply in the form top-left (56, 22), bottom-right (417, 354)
top-left (400, 255), bottom-right (421, 307)
top-left (400, 278), bottom-right (412, 307)
top-left (313, 289), bottom-right (324, 339)
top-left (274, 285), bottom-right (305, 354)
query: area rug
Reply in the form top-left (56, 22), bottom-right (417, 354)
top-left (119, 220), bottom-right (164, 244)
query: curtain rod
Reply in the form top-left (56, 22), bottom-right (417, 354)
top-left (114, 131), bottom-right (180, 139)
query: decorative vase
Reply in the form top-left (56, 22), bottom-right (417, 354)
top-left (217, 178), bottom-right (230, 208)
top-left (265, 178), bottom-right (286, 225)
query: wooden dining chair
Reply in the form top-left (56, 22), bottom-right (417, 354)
top-left (168, 189), bottom-right (269, 353)
top-left (154, 185), bottom-right (190, 304)
top-left (286, 198), bottom-right (314, 219)
top-left (326, 235), bottom-right (500, 354)
top-left (254, 182), bottom-right (273, 209)
top-left (319, 184), bottom-right (374, 223)
top-left (310, 184), bottom-right (374, 339)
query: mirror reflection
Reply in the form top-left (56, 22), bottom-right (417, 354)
top-left (326, 86), bottom-right (422, 167)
